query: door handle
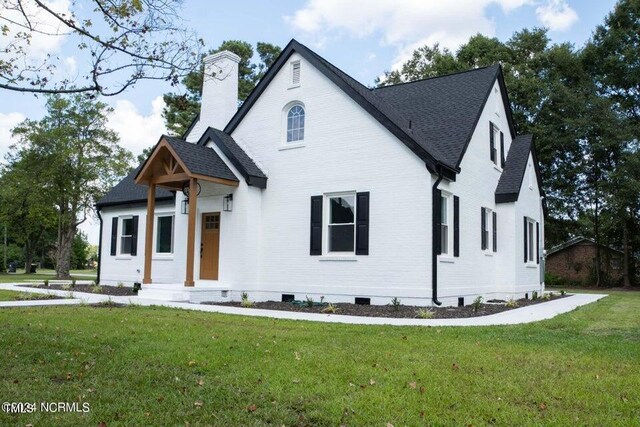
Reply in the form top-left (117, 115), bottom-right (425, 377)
top-left (200, 243), bottom-right (203, 258)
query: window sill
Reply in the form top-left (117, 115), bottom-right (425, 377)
top-left (153, 255), bottom-right (174, 261)
top-left (526, 263), bottom-right (538, 269)
top-left (318, 255), bottom-right (357, 262)
top-left (288, 84), bottom-right (301, 90)
top-left (439, 257), bottom-right (455, 264)
top-left (493, 165), bottom-right (503, 173)
top-left (115, 256), bottom-right (132, 261)
top-left (484, 252), bottom-right (495, 257)
top-left (278, 143), bottom-right (305, 151)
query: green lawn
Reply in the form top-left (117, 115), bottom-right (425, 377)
top-left (0, 272), bottom-right (95, 284)
top-left (0, 291), bottom-right (638, 426)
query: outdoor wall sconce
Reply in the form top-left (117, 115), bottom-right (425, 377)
top-left (223, 194), bottom-right (233, 212)
top-left (180, 181), bottom-right (201, 215)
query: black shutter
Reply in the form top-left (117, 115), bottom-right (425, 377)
top-left (481, 207), bottom-right (487, 250)
top-left (355, 192), bottom-right (370, 255)
top-left (453, 195), bottom-right (460, 257)
top-left (536, 222), bottom-right (540, 264)
top-left (523, 216), bottom-right (528, 263)
top-left (130, 216), bottom-right (139, 256)
top-left (492, 211), bottom-right (497, 252)
top-left (500, 132), bottom-right (505, 168)
top-left (435, 189), bottom-right (442, 255)
top-left (110, 217), bottom-right (118, 256)
top-left (310, 196), bottom-right (323, 255)
top-left (489, 123), bottom-right (496, 162)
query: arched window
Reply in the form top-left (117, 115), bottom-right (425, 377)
top-left (286, 105), bottom-right (305, 142)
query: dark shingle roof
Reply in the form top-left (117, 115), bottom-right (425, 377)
top-left (547, 236), bottom-right (623, 256)
top-left (224, 39), bottom-right (515, 174)
top-left (162, 135), bottom-right (238, 182)
top-left (373, 66), bottom-right (502, 168)
top-left (96, 166), bottom-right (174, 208)
top-left (197, 127), bottom-right (267, 188)
top-left (495, 134), bottom-right (533, 202)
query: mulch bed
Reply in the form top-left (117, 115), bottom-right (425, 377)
top-left (204, 294), bottom-right (568, 319)
top-left (12, 294), bottom-right (65, 302)
top-left (18, 284), bottom-right (137, 296)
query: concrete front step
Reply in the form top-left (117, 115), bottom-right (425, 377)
top-left (137, 284), bottom-right (230, 303)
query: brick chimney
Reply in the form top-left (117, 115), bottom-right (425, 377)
top-left (200, 51), bottom-right (241, 130)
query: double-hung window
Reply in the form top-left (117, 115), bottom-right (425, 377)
top-left (327, 193), bottom-right (355, 253)
top-left (120, 217), bottom-right (133, 255)
top-left (440, 194), bottom-right (450, 255)
top-left (156, 215), bottom-right (174, 254)
top-left (527, 219), bottom-right (535, 262)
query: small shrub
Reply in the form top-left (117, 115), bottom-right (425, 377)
top-left (532, 291), bottom-right (538, 300)
top-left (43, 279), bottom-right (49, 287)
top-left (560, 289), bottom-right (566, 296)
top-left (390, 297), bottom-right (401, 311)
top-left (472, 296), bottom-right (483, 313)
top-left (542, 292), bottom-right (552, 300)
top-left (545, 272), bottom-right (567, 288)
top-left (305, 295), bottom-right (314, 308)
top-left (91, 284), bottom-right (103, 294)
top-left (240, 292), bottom-right (253, 308)
top-left (415, 308), bottom-right (435, 319)
top-left (117, 282), bottom-right (124, 288)
top-left (505, 298), bottom-right (519, 308)
top-left (321, 303), bottom-right (339, 314)
top-left (61, 283), bottom-right (72, 291)
top-left (71, 279), bottom-right (77, 288)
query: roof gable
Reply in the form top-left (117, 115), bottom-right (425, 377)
top-left (495, 134), bottom-right (544, 203)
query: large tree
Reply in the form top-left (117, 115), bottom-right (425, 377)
top-left (162, 40), bottom-right (281, 136)
top-left (0, 0), bottom-right (203, 96)
top-left (10, 95), bottom-right (132, 278)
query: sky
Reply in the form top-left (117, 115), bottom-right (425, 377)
top-left (0, 0), bottom-right (618, 244)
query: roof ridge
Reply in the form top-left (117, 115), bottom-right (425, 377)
top-left (373, 64), bottom-right (499, 91)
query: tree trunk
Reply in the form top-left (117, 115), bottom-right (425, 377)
top-left (594, 179), bottom-right (602, 287)
top-left (24, 243), bottom-right (33, 274)
top-left (623, 219), bottom-right (631, 288)
top-left (56, 226), bottom-right (75, 279)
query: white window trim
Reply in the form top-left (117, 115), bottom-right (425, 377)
top-left (439, 192), bottom-right (453, 258)
top-left (154, 213), bottom-right (175, 257)
top-left (289, 60), bottom-right (301, 88)
top-left (492, 123), bottom-right (502, 171)
top-left (281, 101), bottom-right (306, 147)
top-left (118, 215), bottom-right (134, 256)
top-left (323, 191), bottom-right (356, 256)
top-left (526, 217), bottom-right (536, 264)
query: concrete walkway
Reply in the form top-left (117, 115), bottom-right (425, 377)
top-left (0, 283), bottom-right (607, 327)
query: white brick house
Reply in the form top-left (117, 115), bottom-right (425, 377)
top-left (96, 40), bottom-right (545, 306)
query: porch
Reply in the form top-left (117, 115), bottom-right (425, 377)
top-left (134, 135), bottom-right (240, 296)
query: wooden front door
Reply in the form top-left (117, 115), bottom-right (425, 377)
top-left (200, 212), bottom-right (220, 280)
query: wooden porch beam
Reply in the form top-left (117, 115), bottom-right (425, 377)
top-left (184, 178), bottom-right (198, 287)
top-left (149, 172), bottom-right (189, 185)
top-left (143, 183), bottom-right (156, 284)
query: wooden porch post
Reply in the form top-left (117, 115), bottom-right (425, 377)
top-left (184, 178), bottom-right (198, 287)
top-left (143, 183), bottom-right (156, 284)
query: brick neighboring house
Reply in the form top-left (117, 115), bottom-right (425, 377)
top-left (546, 237), bottom-right (624, 286)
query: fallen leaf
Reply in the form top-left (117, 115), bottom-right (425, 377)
top-left (247, 404), bottom-right (257, 412)
top-left (294, 352), bottom-right (301, 361)
top-left (194, 401), bottom-right (203, 408)
top-left (66, 372), bottom-right (73, 380)
top-left (452, 363), bottom-right (459, 370)
top-left (97, 422), bottom-right (107, 427)
top-left (539, 402), bottom-right (547, 411)
top-left (157, 396), bottom-right (164, 402)
top-left (419, 386), bottom-right (426, 394)
top-left (196, 379), bottom-right (204, 386)
top-left (419, 411), bottom-right (425, 418)
top-left (349, 382), bottom-right (355, 387)
top-left (369, 379), bottom-right (376, 386)
top-left (408, 382), bottom-right (417, 389)
top-left (188, 360), bottom-right (197, 367)
top-left (387, 423), bottom-right (394, 427)
top-left (292, 379), bottom-right (300, 384)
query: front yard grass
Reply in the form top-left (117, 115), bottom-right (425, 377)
top-left (1, 290), bottom-right (638, 426)
top-left (0, 272), bottom-right (94, 284)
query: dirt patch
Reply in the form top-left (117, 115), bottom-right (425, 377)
top-left (19, 284), bottom-right (136, 296)
top-left (203, 294), bottom-right (568, 319)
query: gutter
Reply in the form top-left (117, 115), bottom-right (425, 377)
top-left (431, 168), bottom-right (444, 306)
top-left (96, 209), bottom-right (103, 285)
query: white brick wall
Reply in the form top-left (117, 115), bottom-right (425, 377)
top-left (100, 55), bottom-right (544, 306)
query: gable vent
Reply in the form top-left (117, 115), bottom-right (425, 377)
top-left (291, 61), bottom-right (301, 85)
